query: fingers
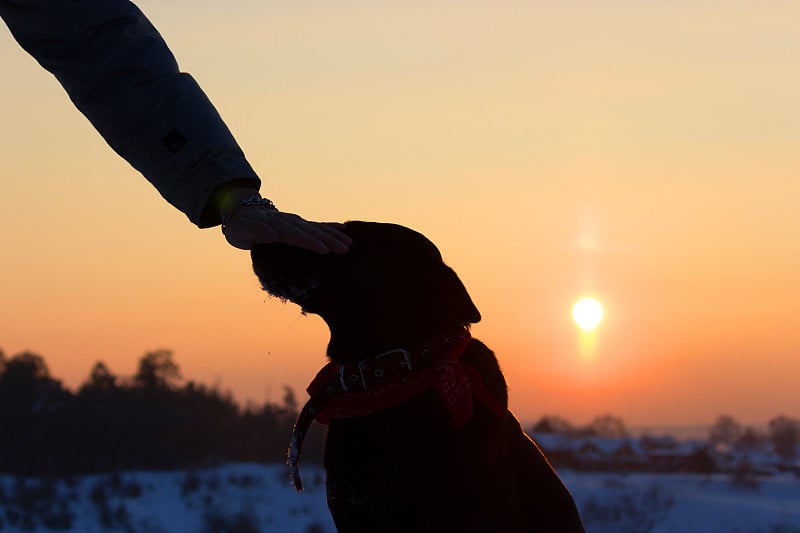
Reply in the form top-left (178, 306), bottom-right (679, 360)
top-left (314, 221), bottom-right (353, 251)
top-left (268, 213), bottom-right (333, 254)
top-left (222, 207), bottom-right (351, 253)
top-left (265, 213), bottom-right (352, 254)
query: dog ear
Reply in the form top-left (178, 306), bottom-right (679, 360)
top-left (437, 265), bottom-right (481, 324)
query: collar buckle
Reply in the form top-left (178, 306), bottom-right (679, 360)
top-left (358, 348), bottom-right (412, 390)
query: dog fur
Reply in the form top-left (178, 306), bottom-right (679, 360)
top-left (252, 221), bottom-right (585, 533)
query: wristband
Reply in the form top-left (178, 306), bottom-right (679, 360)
top-left (221, 196), bottom-right (278, 234)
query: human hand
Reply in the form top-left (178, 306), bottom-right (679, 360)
top-left (219, 188), bottom-right (351, 253)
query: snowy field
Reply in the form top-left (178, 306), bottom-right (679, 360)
top-left (1, 463), bottom-right (798, 533)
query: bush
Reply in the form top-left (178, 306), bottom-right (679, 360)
top-left (763, 525), bottom-right (800, 533)
top-left (3, 477), bottom-right (73, 531)
top-left (730, 458), bottom-right (761, 490)
top-left (89, 475), bottom-right (135, 530)
top-left (580, 480), bottom-right (674, 533)
top-left (202, 509), bottom-right (261, 533)
top-left (181, 470), bottom-right (201, 496)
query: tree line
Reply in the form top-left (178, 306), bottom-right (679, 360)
top-left (528, 414), bottom-right (631, 439)
top-left (0, 348), bottom-right (325, 477)
top-left (4, 346), bottom-right (797, 478)
top-left (529, 413), bottom-right (800, 462)
top-left (707, 414), bottom-right (800, 462)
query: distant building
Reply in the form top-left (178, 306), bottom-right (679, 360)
top-left (531, 433), bottom-right (729, 474)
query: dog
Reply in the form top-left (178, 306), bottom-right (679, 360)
top-left (252, 221), bottom-right (585, 533)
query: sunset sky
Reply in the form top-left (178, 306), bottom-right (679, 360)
top-left (1, 0), bottom-right (798, 429)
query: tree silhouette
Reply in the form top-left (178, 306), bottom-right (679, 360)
top-left (585, 414), bottom-right (629, 438)
top-left (1, 351), bottom-right (51, 382)
top-left (0, 351), bottom-right (72, 474)
top-left (134, 349), bottom-right (181, 390)
top-left (82, 361), bottom-right (118, 392)
top-left (768, 415), bottom-right (800, 462)
top-left (708, 415), bottom-right (742, 448)
top-left (734, 426), bottom-right (768, 453)
top-left (530, 415), bottom-right (575, 436)
top-left (282, 385), bottom-right (298, 412)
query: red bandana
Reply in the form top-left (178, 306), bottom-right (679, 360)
top-left (308, 329), bottom-right (504, 426)
top-left (288, 327), bottom-right (506, 491)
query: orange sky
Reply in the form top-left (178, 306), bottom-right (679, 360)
top-left (1, 0), bottom-right (798, 428)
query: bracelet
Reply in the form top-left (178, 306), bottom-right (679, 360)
top-left (239, 196), bottom-right (278, 210)
top-left (221, 196), bottom-right (279, 233)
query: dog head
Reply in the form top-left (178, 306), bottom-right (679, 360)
top-left (251, 221), bottom-right (480, 362)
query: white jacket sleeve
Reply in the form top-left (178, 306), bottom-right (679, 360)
top-left (0, 0), bottom-right (260, 227)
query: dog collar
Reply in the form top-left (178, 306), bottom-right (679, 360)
top-left (288, 326), bottom-right (506, 491)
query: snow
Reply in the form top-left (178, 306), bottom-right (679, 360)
top-left (564, 472), bottom-right (800, 533)
top-left (0, 463), bottom-right (334, 533)
top-left (1, 464), bottom-right (798, 532)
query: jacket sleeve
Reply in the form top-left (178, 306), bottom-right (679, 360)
top-left (0, 0), bottom-right (260, 227)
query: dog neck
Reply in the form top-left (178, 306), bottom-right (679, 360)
top-left (319, 325), bottom-right (471, 401)
top-left (323, 317), bottom-right (463, 365)
top-left (288, 324), bottom-right (507, 491)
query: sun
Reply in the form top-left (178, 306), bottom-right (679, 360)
top-left (572, 297), bottom-right (604, 332)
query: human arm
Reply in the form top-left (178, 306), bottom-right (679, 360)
top-left (0, 0), bottom-right (350, 252)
